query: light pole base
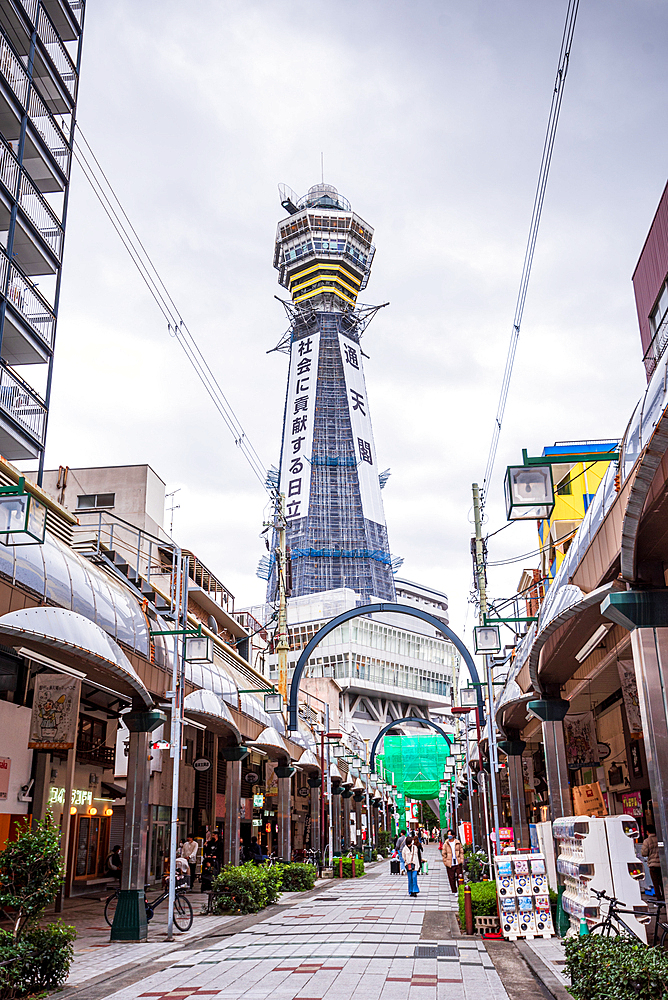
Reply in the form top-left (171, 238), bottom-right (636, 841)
top-left (110, 889), bottom-right (148, 942)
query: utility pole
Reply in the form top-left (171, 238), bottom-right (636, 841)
top-left (275, 493), bottom-right (289, 724)
top-left (167, 548), bottom-right (186, 940)
top-left (472, 483), bottom-right (501, 859)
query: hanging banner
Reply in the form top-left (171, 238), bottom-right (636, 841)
top-left (0, 758), bottom-right (10, 801)
top-left (522, 755), bottom-right (535, 793)
top-left (572, 781), bottom-right (607, 817)
top-left (280, 331), bottom-right (320, 521)
top-left (617, 660), bottom-right (643, 739)
top-left (338, 330), bottom-right (386, 525)
top-left (563, 712), bottom-right (600, 770)
top-left (28, 674), bottom-right (80, 750)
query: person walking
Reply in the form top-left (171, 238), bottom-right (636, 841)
top-left (642, 825), bottom-right (665, 901)
top-left (105, 845), bottom-right (122, 881)
top-left (181, 834), bottom-right (199, 890)
top-left (441, 828), bottom-right (464, 894)
top-left (402, 835), bottom-right (421, 897)
top-left (395, 829), bottom-right (407, 874)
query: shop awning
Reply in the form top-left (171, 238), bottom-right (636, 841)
top-left (0, 606), bottom-right (152, 706)
top-left (246, 726), bottom-right (291, 760)
top-left (183, 689), bottom-right (242, 742)
top-left (298, 748), bottom-right (321, 771)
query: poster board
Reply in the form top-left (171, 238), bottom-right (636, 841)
top-left (495, 853), bottom-right (554, 941)
top-left (572, 781), bottom-right (608, 817)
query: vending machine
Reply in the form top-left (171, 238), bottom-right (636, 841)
top-left (553, 814), bottom-right (648, 939)
top-left (495, 854), bottom-right (555, 941)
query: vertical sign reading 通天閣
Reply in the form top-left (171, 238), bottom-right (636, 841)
top-left (280, 331), bottom-right (320, 521)
top-left (338, 331), bottom-right (386, 525)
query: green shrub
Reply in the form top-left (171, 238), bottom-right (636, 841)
top-left (211, 863), bottom-right (269, 914)
top-left (260, 862), bottom-right (285, 904)
top-left (463, 846), bottom-right (489, 884)
top-left (458, 880), bottom-right (498, 928)
top-left (333, 857), bottom-right (365, 878)
top-left (0, 818), bottom-right (65, 939)
top-left (0, 922), bottom-right (76, 997)
top-left (378, 830), bottom-right (392, 852)
top-left (280, 863), bottom-right (317, 892)
top-left (564, 935), bottom-right (668, 1000)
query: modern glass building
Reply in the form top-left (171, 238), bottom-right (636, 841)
top-left (267, 183), bottom-right (395, 603)
top-left (0, 0), bottom-right (84, 476)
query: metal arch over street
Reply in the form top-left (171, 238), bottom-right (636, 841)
top-left (287, 602), bottom-right (484, 731)
top-left (368, 715), bottom-right (452, 771)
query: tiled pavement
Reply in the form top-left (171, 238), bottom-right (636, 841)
top-left (98, 847), bottom-right (511, 1000)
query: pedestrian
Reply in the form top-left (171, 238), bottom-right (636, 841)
top-left (247, 836), bottom-right (268, 863)
top-left (441, 828), bottom-right (464, 894)
top-left (402, 835), bottom-right (421, 897)
top-left (105, 844), bottom-right (122, 881)
top-left (642, 825), bottom-right (665, 901)
top-left (395, 829), bottom-right (407, 874)
top-left (181, 834), bottom-right (199, 890)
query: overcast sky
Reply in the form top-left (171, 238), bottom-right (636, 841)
top-left (41, 0), bottom-right (668, 651)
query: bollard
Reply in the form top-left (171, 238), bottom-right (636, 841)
top-left (352, 858), bottom-right (356, 878)
top-left (339, 857), bottom-right (343, 879)
top-left (464, 884), bottom-right (474, 935)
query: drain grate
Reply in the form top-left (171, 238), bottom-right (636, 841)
top-left (414, 944), bottom-right (458, 959)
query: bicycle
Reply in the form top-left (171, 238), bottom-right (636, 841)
top-left (104, 883), bottom-right (193, 931)
top-left (586, 886), bottom-right (651, 941)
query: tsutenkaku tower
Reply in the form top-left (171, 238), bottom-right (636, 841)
top-left (268, 183), bottom-right (396, 603)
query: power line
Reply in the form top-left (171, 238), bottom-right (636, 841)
top-left (71, 130), bottom-right (269, 492)
top-left (487, 528), bottom-right (577, 567)
top-left (482, 0), bottom-right (580, 497)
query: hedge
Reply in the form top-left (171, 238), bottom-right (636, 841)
top-left (210, 861), bottom-right (318, 914)
top-left (564, 935), bottom-right (668, 1000)
top-left (457, 880), bottom-right (498, 928)
top-left (333, 857), bottom-right (365, 878)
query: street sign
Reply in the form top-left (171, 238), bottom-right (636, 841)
top-left (193, 758), bottom-right (211, 772)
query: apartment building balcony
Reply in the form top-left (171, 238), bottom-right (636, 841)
top-left (0, 359), bottom-right (46, 458)
top-left (0, 133), bottom-right (63, 274)
top-left (0, 244), bottom-right (55, 364)
top-left (76, 739), bottom-right (115, 770)
top-left (1, 0), bottom-right (79, 114)
top-left (0, 28), bottom-right (71, 191)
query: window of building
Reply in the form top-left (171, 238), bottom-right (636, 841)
top-left (650, 282), bottom-right (668, 335)
top-left (77, 493), bottom-right (115, 509)
top-left (556, 473), bottom-right (572, 496)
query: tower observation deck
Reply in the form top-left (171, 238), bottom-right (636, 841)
top-left (268, 183), bottom-right (395, 604)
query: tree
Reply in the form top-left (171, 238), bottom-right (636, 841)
top-left (0, 818), bottom-right (64, 939)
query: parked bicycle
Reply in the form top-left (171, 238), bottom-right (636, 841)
top-left (587, 886), bottom-right (651, 940)
top-left (104, 883), bottom-right (193, 932)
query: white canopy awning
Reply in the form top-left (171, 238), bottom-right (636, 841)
top-left (183, 689), bottom-right (241, 742)
top-left (0, 606), bottom-right (152, 706)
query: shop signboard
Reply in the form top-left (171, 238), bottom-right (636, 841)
top-left (0, 757), bottom-right (9, 800)
top-left (28, 675), bottom-right (80, 750)
top-left (572, 781), bottom-right (607, 817)
top-left (620, 791), bottom-right (642, 818)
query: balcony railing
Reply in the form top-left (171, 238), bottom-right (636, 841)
top-left (37, 6), bottom-right (77, 101)
top-left (17, 0), bottom-right (39, 24)
top-left (0, 137), bottom-right (20, 199)
top-left (18, 171), bottom-right (63, 259)
top-left (0, 363), bottom-right (47, 443)
top-left (0, 246), bottom-right (56, 349)
top-left (76, 739), bottom-right (115, 769)
top-left (643, 314), bottom-right (668, 379)
top-left (0, 28), bottom-right (72, 178)
top-left (28, 87), bottom-right (71, 176)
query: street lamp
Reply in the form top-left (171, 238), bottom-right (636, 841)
top-left (0, 488), bottom-right (46, 545)
top-left (504, 464), bottom-right (554, 520)
top-left (473, 625), bottom-right (502, 655)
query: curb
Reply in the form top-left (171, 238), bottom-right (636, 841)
top-left (514, 939), bottom-right (571, 1000)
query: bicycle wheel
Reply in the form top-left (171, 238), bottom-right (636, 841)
top-left (173, 893), bottom-right (193, 932)
top-left (104, 892), bottom-right (119, 927)
top-left (588, 922), bottom-right (618, 937)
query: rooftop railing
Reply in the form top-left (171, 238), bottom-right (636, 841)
top-left (0, 362), bottom-right (46, 443)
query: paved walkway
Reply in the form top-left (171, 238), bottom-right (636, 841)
top-left (95, 847), bottom-right (511, 1000)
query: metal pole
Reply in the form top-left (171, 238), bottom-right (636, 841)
top-left (320, 728), bottom-right (325, 858)
top-left (326, 704), bottom-right (333, 867)
top-left (166, 548), bottom-right (184, 941)
top-left (472, 483), bottom-right (501, 857)
top-left (464, 721), bottom-right (476, 851)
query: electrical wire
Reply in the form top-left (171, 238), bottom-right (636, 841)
top-left (482, 0), bottom-right (580, 497)
top-left (486, 527), bottom-right (577, 567)
top-left (71, 129), bottom-right (269, 491)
